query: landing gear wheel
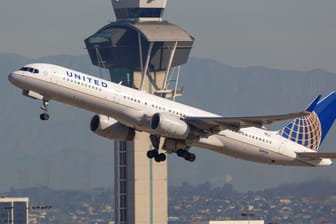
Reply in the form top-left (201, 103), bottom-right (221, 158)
top-left (158, 153), bottom-right (166, 162)
top-left (185, 153), bottom-right (196, 162)
top-left (154, 154), bottom-right (162, 163)
top-left (147, 149), bottom-right (166, 162)
top-left (177, 149), bottom-right (187, 157)
top-left (154, 153), bottom-right (166, 162)
top-left (147, 150), bottom-right (156, 159)
top-left (40, 113), bottom-right (50, 121)
top-left (176, 149), bottom-right (196, 162)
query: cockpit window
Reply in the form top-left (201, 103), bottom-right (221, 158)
top-left (19, 67), bottom-right (39, 74)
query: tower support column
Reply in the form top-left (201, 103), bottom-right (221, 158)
top-left (113, 70), bottom-right (167, 224)
top-left (85, 1), bottom-right (194, 223)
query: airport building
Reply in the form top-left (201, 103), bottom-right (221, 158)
top-left (85, 0), bottom-right (193, 223)
top-left (0, 197), bottom-right (29, 224)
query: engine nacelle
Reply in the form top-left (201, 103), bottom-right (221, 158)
top-left (90, 114), bottom-right (135, 141)
top-left (150, 112), bottom-right (190, 139)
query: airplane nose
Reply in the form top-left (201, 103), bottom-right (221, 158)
top-left (8, 71), bottom-right (21, 86)
top-left (8, 72), bottom-right (17, 84)
top-left (8, 72), bottom-right (15, 83)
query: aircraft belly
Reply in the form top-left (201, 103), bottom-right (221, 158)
top-left (196, 134), bottom-right (307, 166)
top-left (54, 89), bottom-right (146, 129)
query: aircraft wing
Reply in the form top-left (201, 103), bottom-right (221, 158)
top-left (296, 152), bottom-right (336, 159)
top-left (184, 111), bottom-right (309, 133)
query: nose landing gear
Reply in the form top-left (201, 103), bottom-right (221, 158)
top-left (40, 99), bottom-right (50, 120)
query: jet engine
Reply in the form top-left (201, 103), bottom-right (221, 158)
top-left (150, 112), bottom-right (190, 139)
top-left (90, 114), bottom-right (135, 141)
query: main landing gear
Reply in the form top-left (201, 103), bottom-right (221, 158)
top-left (40, 99), bottom-right (50, 120)
top-left (147, 135), bottom-right (196, 163)
top-left (176, 149), bottom-right (196, 162)
top-left (147, 149), bottom-right (166, 163)
top-left (147, 135), bottom-right (166, 162)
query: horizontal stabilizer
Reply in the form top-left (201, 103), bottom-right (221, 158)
top-left (296, 152), bottom-right (336, 159)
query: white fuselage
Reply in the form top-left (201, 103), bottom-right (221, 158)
top-left (8, 63), bottom-right (332, 167)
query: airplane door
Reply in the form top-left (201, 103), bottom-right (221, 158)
top-left (43, 69), bottom-right (57, 83)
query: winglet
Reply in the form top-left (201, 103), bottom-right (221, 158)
top-left (305, 95), bottom-right (321, 112)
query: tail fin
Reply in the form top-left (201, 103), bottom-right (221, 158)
top-left (279, 91), bottom-right (336, 151)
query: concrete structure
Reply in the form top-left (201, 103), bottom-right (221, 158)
top-left (0, 197), bottom-right (29, 224)
top-left (85, 0), bottom-right (194, 223)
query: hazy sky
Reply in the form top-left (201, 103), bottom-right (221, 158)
top-left (1, 1), bottom-right (336, 192)
top-left (1, 0), bottom-right (336, 72)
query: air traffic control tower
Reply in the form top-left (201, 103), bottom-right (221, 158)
top-left (85, 1), bottom-right (194, 223)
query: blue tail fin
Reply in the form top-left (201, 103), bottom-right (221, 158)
top-left (279, 91), bottom-right (336, 151)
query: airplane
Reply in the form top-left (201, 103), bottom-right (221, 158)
top-left (8, 63), bottom-right (336, 167)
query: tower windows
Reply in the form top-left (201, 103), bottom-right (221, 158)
top-left (114, 8), bottom-right (164, 19)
